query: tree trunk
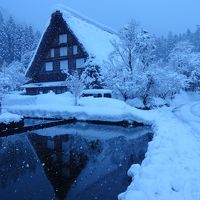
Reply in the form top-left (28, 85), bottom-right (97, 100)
top-left (74, 96), bottom-right (78, 106)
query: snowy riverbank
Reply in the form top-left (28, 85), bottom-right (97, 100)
top-left (0, 112), bottom-right (23, 124)
top-left (119, 92), bottom-right (200, 200)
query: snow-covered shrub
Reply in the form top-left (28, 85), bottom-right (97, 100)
top-left (146, 97), bottom-right (169, 109)
top-left (126, 98), bottom-right (145, 109)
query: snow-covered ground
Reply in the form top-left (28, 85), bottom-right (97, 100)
top-left (3, 91), bottom-right (200, 200)
top-left (3, 92), bottom-right (150, 124)
top-left (119, 92), bottom-right (200, 200)
top-left (0, 112), bottom-right (23, 124)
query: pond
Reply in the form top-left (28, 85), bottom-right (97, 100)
top-left (0, 122), bottom-right (152, 200)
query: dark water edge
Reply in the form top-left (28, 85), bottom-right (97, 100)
top-left (0, 123), bottom-right (152, 200)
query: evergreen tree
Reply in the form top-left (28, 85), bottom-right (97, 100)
top-left (192, 25), bottom-right (200, 51)
top-left (0, 22), bottom-right (8, 65)
top-left (0, 13), bottom-right (40, 66)
top-left (81, 58), bottom-right (103, 89)
top-left (5, 16), bottom-right (16, 63)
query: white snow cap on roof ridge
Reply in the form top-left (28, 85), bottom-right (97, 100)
top-left (53, 4), bottom-right (118, 67)
top-left (53, 4), bottom-right (117, 34)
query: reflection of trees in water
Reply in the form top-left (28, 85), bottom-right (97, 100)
top-left (107, 135), bottom-right (150, 166)
top-left (28, 134), bottom-right (102, 200)
top-left (0, 136), bottom-right (37, 188)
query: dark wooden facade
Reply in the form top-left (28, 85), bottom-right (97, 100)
top-left (25, 11), bottom-right (88, 95)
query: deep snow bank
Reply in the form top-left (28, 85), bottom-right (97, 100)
top-left (0, 112), bottom-right (23, 124)
top-left (3, 92), bottom-right (151, 124)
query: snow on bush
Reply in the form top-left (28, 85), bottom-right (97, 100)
top-left (126, 98), bottom-right (145, 109)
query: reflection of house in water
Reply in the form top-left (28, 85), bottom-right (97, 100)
top-left (28, 125), bottom-right (152, 200)
top-left (28, 134), bottom-right (91, 200)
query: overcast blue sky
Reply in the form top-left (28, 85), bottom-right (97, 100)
top-left (0, 0), bottom-right (200, 36)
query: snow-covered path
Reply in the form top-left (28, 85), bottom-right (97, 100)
top-left (173, 101), bottom-right (200, 137)
top-left (119, 100), bottom-right (200, 200)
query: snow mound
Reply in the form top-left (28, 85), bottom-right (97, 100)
top-left (126, 98), bottom-right (145, 109)
top-left (0, 112), bottom-right (23, 124)
top-left (4, 92), bottom-right (151, 124)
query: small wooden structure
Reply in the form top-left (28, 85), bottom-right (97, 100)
top-left (81, 89), bottom-right (112, 98)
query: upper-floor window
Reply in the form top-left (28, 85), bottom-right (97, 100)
top-left (73, 45), bottom-right (78, 55)
top-left (60, 60), bottom-right (68, 71)
top-left (59, 34), bottom-right (68, 44)
top-left (45, 62), bottom-right (53, 71)
top-left (50, 48), bottom-right (54, 57)
top-left (76, 58), bottom-right (85, 69)
top-left (60, 47), bottom-right (68, 57)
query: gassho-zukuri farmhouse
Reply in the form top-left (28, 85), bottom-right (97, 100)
top-left (22, 7), bottom-right (117, 95)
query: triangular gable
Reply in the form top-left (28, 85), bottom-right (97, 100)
top-left (59, 6), bottom-right (118, 66)
top-left (26, 6), bottom-right (117, 78)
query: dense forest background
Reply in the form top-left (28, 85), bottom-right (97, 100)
top-left (0, 9), bottom-right (40, 92)
top-left (155, 26), bottom-right (200, 61)
top-left (0, 10), bottom-right (40, 66)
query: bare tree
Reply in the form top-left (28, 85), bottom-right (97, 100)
top-left (66, 71), bottom-right (84, 106)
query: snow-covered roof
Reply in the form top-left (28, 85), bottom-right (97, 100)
top-left (26, 6), bottom-right (118, 76)
top-left (58, 5), bottom-right (118, 66)
top-left (21, 81), bottom-right (66, 89)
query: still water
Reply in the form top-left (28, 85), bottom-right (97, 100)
top-left (0, 123), bottom-right (152, 200)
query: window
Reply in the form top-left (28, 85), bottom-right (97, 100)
top-left (76, 58), bottom-right (85, 68)
top-left (59, 34), bottom-right (67, 44)
top-left (50, 49), bottom-right (54, 57)
top-left (60, 60), bottom-right (68, 71)
top-left (60, 47), bottom-right (68, 56)
top-left (45, 62), bottom-right (53, 71)
top-left (73, 45), bottom-right (78, 55)
top-left (104, 93), bottom-right (112, 98)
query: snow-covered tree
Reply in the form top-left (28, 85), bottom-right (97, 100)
top-left (168, 41), bottom-right (200, 91)
top-left (81, 57), bottom-right (104, 89)
top-left (136, 29), bottom-right (156, 69)
top-left (0, 61), bottom-right (27, 113)
top-left (0, 13), bottom-right (40, 66)
top-left (0, 62), bottom-right (9, 114)
top-left (103, 63), bottom-right (134, 100)
top-left (66, 71), bottom-right (84, 106)
top-left (0, 22), bottom-right (8, 65)
top-left (104, 20), bottom-right (157, 104)
top-left (110, 20), bottom-right (139, 73)
top-left (5, 61), bottom-right (27, 90)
